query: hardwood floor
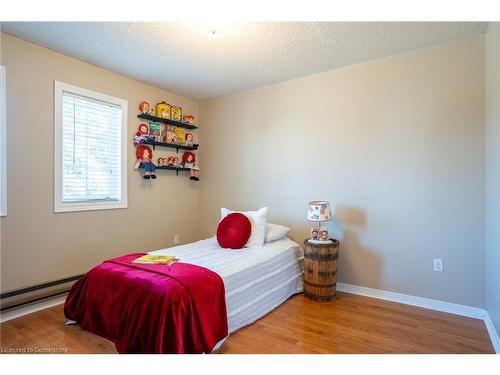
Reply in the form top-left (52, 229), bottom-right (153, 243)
top-left (0, 292), bottom-right (494, 354)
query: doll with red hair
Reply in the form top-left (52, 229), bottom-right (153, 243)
top-left (133, 123), bottom-right (149, 145)
top-left (180, 151), bottom-right (199, 181)
top-left (134, 145), bottom-right (156, 180)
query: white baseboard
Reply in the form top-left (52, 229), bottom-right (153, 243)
top-left (483, 312), bottom-right (500, 354)
top-left (0, 294), bottom-right (67, 323)
top-left (337, 282), bottom-right (499, 354)
top-left (337, 282), bottom-right (486, 319)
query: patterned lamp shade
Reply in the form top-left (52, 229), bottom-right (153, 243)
top-left (307, 201), bottom-right (333, 222)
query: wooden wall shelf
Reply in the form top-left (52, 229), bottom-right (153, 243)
top-left (139, 164), bottom-right (195, 177)
top-left (137, 113), bottom-right (198, 130)
top-left (143, 139), bottom-right (198, 152)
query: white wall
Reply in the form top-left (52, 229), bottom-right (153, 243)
top-left (486, 22), bottom-right (500, 333)
top-left (199, 36), bottom-right (486, 307)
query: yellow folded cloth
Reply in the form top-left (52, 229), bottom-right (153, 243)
top-left (132, 254), bottom-right (178, 265)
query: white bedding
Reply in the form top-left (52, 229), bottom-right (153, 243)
top-left (150, 236), bottom-right (304, 333)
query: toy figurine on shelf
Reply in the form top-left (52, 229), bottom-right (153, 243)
top-left (183, 114), bottom-right (195, 125)
top-left (134, 123), bottom-right (149, 145)
top-left (180, 151), bottom-right (199, 181)
top-left (148, 108), bottom-right (155, 116)
top-left (157, 157), bottom-right (168, 167)
top-left (167, 156), bottom-right (180, 167)
top-left (139, 101), bottom-right (150, 114)
top-left (136, 123), bottom-right (149, 137)
top-left (134, 145), bottom-right (156, 180)
top-left (185, 133), bottom-right (194, 147)
top-left (166, 156), bottom-right (179, 168)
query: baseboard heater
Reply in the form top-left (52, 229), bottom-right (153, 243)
top-left (0, 274), bottom-right (83, 312)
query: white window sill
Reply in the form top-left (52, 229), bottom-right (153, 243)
top-left (54, 201), bottom-right (128, 213)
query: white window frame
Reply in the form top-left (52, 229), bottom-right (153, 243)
top-left (0, 65), bottom-right (6, 217)
top-left (54, 81), bottom-right (128, 213)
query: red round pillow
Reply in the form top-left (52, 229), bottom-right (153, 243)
top-left (217, 213), bottom-right (252, 249)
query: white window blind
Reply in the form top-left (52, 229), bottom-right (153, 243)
top-left (61, 92), bottom-right (122, 202)
top-left (54, 81), bottom-right (127, 212)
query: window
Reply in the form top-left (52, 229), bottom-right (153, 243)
top-left (54, 81), bottom-right (127, 212)
top-left (0, 65), bottom-right (6, 216)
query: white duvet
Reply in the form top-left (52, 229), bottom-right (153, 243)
top-left (150, 236), bottom-right (304, 333)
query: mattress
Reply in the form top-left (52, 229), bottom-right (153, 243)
top-left (150, 236), bottom-right (304, 333)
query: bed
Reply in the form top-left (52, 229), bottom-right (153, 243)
top-left (65, 235), bottom-right (304, 353)
top-left (150, 236), bottom-right (304, 334)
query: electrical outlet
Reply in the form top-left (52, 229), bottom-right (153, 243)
top-left (433, 258), bottom-right (444, 272)
top-left (174, 235), bottom-right (179, 244)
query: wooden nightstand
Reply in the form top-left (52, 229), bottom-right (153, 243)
top-left (303, 239), bottom-right (339, 301)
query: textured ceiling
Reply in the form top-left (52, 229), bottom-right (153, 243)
top-left (0, 22), bottom-right (488, 100)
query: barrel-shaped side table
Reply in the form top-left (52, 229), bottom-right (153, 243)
top-left (303, 239), bottom-right (339, 301)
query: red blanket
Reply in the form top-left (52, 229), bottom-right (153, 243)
top-left (64, 253), bottom-right (228, 354)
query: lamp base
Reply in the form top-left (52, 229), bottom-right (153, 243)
top-left (310, 224), bottom-right (330, 242)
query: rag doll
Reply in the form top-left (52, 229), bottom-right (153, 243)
top-left (134, 123), bottom-right (149, 145)
top-left (138, 101), bottom-right (150, 114)
top-left (134, 145), bottom-right (156, 180)
top-left (180, 151), bottom-right (199, 181)
top-left (183, 114), bottom-right (195, 125)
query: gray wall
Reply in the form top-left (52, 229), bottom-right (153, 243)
top-left (0, 33), bottom-right (200, 292)
top-left (199, 36), bottom-right (486, 307)
top-left (486, 23), bottom-right (500, 333)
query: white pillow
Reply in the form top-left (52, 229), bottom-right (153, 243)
top-left (221, 207), bottom-right (268, 248)
top-left (265, 223), bottom-right (290, 243)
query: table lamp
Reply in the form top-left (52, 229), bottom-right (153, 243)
top-left (307, 200), bottom-right (333, 243)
